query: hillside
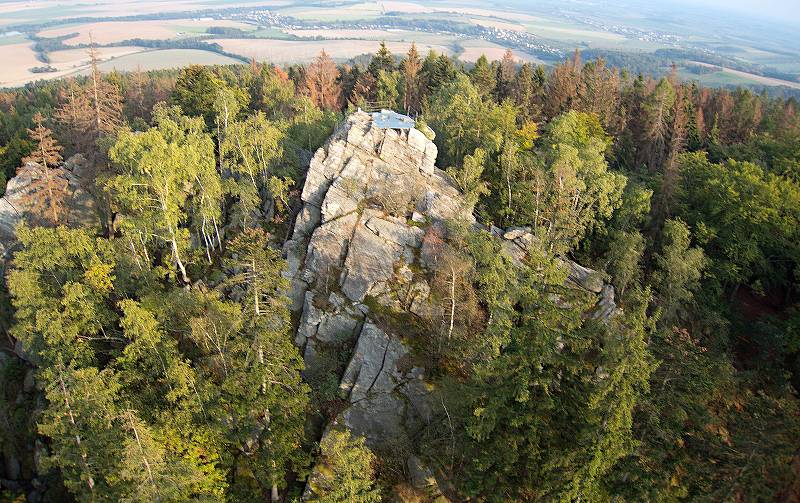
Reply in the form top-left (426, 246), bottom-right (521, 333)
top-left (0, 43), bottom-right (799, 502)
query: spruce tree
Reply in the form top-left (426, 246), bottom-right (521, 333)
top-left (21, 112), bottom-right (68, 225)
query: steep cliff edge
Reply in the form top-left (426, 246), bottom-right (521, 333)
top-left (284, 111), bottom-right (618, 496)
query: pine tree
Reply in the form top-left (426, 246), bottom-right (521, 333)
top-left (512, 62), bottom-right (544, 123)
top-left (496, 49), bottom-right (517, 100)
top-left (7, 225), bottom-right (118, 368)
top-left (401, 43), bottom-right (423, 114)
top-left (460, 248), bottom-right (654, 501)
top-left (374, 69), bottom-right (400, 110)
top-left (21, 112), bottom-right (68, 225)
top-left (544, 49), bottom-right (583, 118)
top-left (55, 79), bottom-right (94, 153)
top-left (54, 37), bottom-right (123, 168)
top-left (222, 228), bottom-right (310, 501)
top-left (124, 66), bottom-right (149, 122)
top-left (86, 36), bottom-right (124, 141)
top-left (421, 52), bottom-right (457, 95)
top-left (349, 70), bottom-right (376, 109)
top-left (652, 219), bottom-right (706, 326)
top-left (470, 54), bottom-right (496, 97)
top-left (577, 58), bottom-right (621, 132)
top-left (654, 84), bottom-right (688, 223)
top-left (38, 363), bottom-right (124, 502)
top-left (304, 50), bottom-right (342, 111)
top-left (641, 78), bottom-right (676, 172)
top-left (368, 41), bottom-right (395, 77)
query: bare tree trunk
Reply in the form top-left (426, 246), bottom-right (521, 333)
top-left (128, 236), bottom-right (143, 271)
top-left (126, 410), bottom-right (156, 490)
top-left (58, 369), bottom-right (96, 494)
top-left (168, 224), bottom-right (189, 283)
top-left (448, 265), bottom-right (456, 340)
top-left (213, 216), bottom-right (222, 248)
top-left (88, 35), bottom-right (103, 143)
top-left (139, 232), bottom-right (151, 266)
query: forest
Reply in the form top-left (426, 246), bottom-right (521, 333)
top-left (0, 42), bottom-right (799, 502)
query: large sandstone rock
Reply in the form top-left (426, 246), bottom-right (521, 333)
top-left (497, 226), bottom-right (619, 320)
top-left (285, 112), bottom-right (462, 497)
top-left (0, 154), bottom-right (99, 256)
top-left (286, 112), bottom-right (618, 497)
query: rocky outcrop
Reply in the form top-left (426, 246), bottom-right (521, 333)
top-left (286, 112), bottom-right (619, 496)
top-left (498, 225), bottom-right (619, 320)
top-left (0, 154), bottom-right (98, 257)
top-left (285, 112), bottom-right (462, 498)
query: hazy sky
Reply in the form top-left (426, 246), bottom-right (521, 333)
top-left (673, 0), bottom-right (800, 24)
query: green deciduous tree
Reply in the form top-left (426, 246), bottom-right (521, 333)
top-left (107, 104), bottom-right (221, 282)
top-left (678, 152), bottom-right (800, 291)
top-left (532, 111), bottom-right (626, 254)
top-left (446, 147), bottom-right (489, 209)
top-left (306, 430), bottom-right (381, 503)
top-left (603, 229), bottom-right (645, 300)
top-left (427, 74), bottom-right (516, 168)
top-left (220, 112), bottom-right (289, 227)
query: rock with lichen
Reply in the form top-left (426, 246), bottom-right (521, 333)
top-left (287, 112), bottom-right (618, 499)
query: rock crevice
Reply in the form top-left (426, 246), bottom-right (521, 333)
top-left (286, 112), bottom-right (619, 497)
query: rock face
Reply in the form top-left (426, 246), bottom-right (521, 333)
top-left (286, 112), bottom-right (618, 496)
top-left (285, 112), bottom-right (462, 455)
top-left (0, 154), bottom-right (98, 256)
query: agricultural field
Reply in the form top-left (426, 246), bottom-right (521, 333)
top-left (281, 28), bottom-right (458, 47)
top-left (47, 46), bottom-right (144, 68)
top-left (92, 49), bottom-right (243, 72)
top-left (680, 63), bottom-right (800, 90)
top-left (37, 19), bottom-right (255, 45)
top-left (1, 0), bottom-right (798, 90)
top-left (456, 39), bottom-right (542, 63)
top-left (0, 42), bottom-right (47, 88)
top-left (0, 44), bottom-right (149, 87)
top-left (0, 1), bottom-right (289, 26)
top-left (210, 38), bottom-right (453, 64)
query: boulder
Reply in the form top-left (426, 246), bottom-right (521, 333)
top-left (0, 155), bottom-right (99, 255)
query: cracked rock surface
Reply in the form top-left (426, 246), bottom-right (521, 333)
top-left (286, 112), bottom-right (619, 496)
top-left (285, 112), bottom-right (459, 455)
